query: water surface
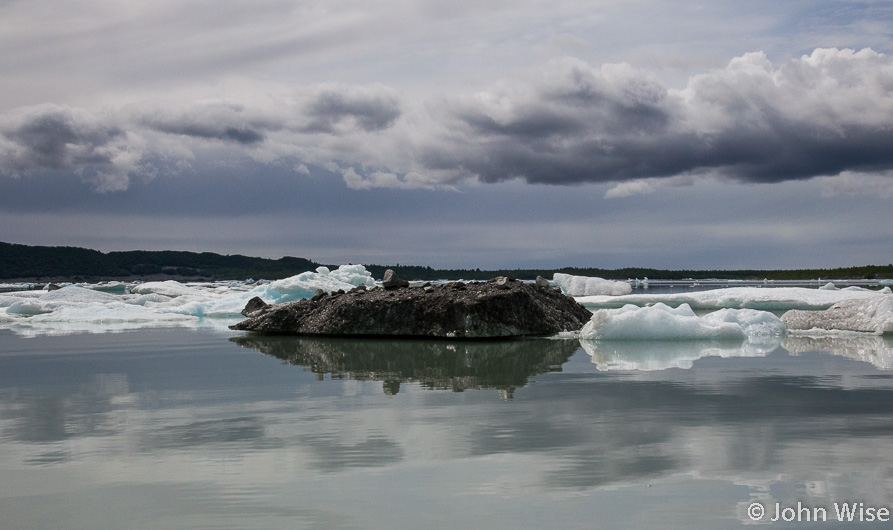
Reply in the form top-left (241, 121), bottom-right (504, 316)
top-left (2, 328), bottom-right (892, 529)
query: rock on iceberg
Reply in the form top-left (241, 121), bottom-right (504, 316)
top-left (782, 296), bottom-right (893, 334)
top-left (552, 273), bottom-right (632, 297)
top-left (579, 303), bottom-right (786, 341)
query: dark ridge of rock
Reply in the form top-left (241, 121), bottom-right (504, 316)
top-left (535, 276), bottom-right (550, 289)
top-left (231, 278), bottom-right (592, 338)
top-left (241, 296), bottom-right (270, 317)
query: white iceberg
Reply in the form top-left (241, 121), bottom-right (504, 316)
top-left (267, 265), bottom-right (375, 298)
top-left (576, 286), bottom-right (889, 311)
top-left (552, 273), bottom-right (632, 296)
top-left (579, 303), bottom-right (785, 341)
top-left (781, 296), bottom-right (893, 335)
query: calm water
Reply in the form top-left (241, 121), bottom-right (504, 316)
top-left (2, 327), bottom-right (893, 529)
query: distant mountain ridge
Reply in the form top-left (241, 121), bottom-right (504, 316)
top-left (1, 241), bottom-right (890, 282)
top-left (0, 242), bottom-right (319, 281)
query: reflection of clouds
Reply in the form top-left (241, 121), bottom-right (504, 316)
top-left (142, 417), bottom-right (268, 451)
top-left (784, 333), bottom-right (893, 370)
top-left (300, 433), bottom-right (404, 472)
top-left (1, 374), bottom-right (129, 445)
top-left (578, 339), bottom-right (778, 371)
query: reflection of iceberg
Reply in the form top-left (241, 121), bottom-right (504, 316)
top-left (784, 333), bottom-right (893, 370)
top-left (579, 339), bottom-right (778, 371)
top-left (230, 335), bottom-right (580, 395)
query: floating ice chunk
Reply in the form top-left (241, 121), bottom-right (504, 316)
top-left (701, 308), bottom-right (788, 340)
top-left (579, 303), bottom-right (785, 341)
top-left (577, 286), bottom-right (888, 311)
top-left (78, 281), bottom-right (129, 294)
top-left (126, 293), bottom-right (173, 306)
top-left (6, 300), bottom-right (52, 316)
top-left (819, 282), bottom-right (837, 290)
top-left (130, 281), bottom-right (210, 298)
top-left (581, 303), bottom-right (738, 341)
top-left (552, 273), bottom-right (632, 296)
top-left (268, 265), bottom-right (375, 298)
top-left (781, 296), bottom-right (893, 334)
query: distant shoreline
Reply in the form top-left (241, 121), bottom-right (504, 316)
top-left (1, 241), bottom-right (891, 283)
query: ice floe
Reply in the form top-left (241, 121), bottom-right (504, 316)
top-left (576, 286), bottom-right (890, 311)
top-left (552, 273), bottom-right (632, 296)
top-left (0, 265), bottom-right (378, 335)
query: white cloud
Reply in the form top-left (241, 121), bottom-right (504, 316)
top-left (604, 180), bottom-right (655, 198)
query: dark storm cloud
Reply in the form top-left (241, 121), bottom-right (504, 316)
top-left (136, 99), bottom-right (280, 145)
top-left (301, 84), bottom-right (402, 133)
top-left (412, 49), bottom-right (893, 186)
top-left (0, 104), bottom-right (137, 190)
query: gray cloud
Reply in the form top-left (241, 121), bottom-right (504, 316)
top-left (1, 49), bottom-right (891, 193)
top-left (136, 99), bottom-right (279, 145)
top-left (302, 84), bottom-right (402, 133)
top-left (0, 104), bottom-right (140, 191)
top-left (410, 49), bottom-right (893, 186)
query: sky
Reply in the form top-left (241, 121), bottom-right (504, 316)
top-left (1, 0), bottom-right (892, 270)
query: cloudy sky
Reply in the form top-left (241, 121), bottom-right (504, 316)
top-left (1, 0), bottom-right (892, 270)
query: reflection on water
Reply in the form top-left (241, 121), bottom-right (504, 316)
top-left (1, 328), bottom-right (893, 529)
top-left (231, 335), bottom-right (578, 396)
top-left (581, 333), bottom-right (893, 371)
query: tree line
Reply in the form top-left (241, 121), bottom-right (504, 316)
top-left (1, 242), bottom-right (890, 281)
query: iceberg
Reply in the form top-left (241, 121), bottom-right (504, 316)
top-left (267, 265), bottom-right (376, 298)
top-left (579, 303), bottom-right (785, 341)
top-left (782, 296), bottom-right (893, 335)
top-left (552, 273), bottom-right (632, 296)
top-left (578, 303), bottom-right (786, 371)
top-left (576, 286), bottom-right (890, 311)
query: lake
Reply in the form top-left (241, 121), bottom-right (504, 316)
top-left (2, 326), bottom-right (892, 528)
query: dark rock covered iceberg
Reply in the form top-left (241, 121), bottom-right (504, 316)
top-left (230, 274), bottom-right (591, 338)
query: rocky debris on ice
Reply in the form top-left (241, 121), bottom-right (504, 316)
top-left (576, 286), bottom-right (890, 311)
top-left (230, 277), bottom-right (592, 338)
top-left (781, 296), bottom-right (893, 334)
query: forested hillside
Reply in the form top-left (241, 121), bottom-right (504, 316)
top-left (2, 242), bottom-right (890, 281)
